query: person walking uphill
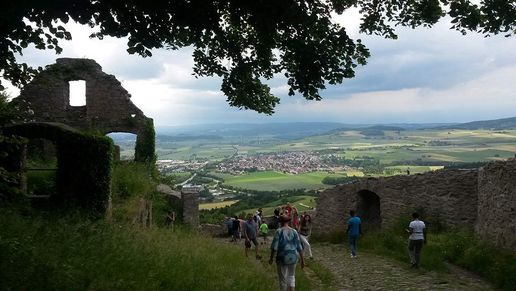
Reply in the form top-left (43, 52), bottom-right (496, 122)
top-left (346, 210), bottom-right (362, 258)
top-left (299, 212), bottom-right (313, 259)
top-left (231, 215), bottom-right (240, 242)
top-left (407, 212), bottom-right (426, 268)
top-left (244, 213), bottom-right (261, 259)
top-left (269, 215), bottom-right (304, 291)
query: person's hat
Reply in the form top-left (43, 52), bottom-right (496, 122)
top-left (279, 214), bottom-right (291, 223)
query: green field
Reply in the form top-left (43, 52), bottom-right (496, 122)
top-left (154, 129), bottom-right (516, 162)
top-left (224, 171), bottom-right (348, 191)
top-left (151, 129), bottom-right (516, 191)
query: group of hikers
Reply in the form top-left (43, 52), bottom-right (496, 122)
top-left (224, 205), bottom-right (426, 291)
top-left (224, 203), bottom-right (313, 290)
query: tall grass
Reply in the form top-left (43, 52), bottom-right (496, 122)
top-left (111, 162), bottom-right (156, 201)
top-left (0, 209), bottom-right (277, 290)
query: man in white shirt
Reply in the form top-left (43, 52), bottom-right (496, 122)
top-left (407, 212), bottom-right (426, 268)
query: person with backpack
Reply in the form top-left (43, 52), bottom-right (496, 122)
top-left (254, 208), bottom-right (263, 225)
top-left (268, 208), bottom-right (281, 230)
top-left (269, 214), bottom-right (304, 291)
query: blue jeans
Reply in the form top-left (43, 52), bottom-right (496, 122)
top-left (349, 235), bottom-right (358, 256)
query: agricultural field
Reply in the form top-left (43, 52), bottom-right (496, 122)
top-left (223, 171), bottom-right (354, 191)
top-left (199, 200), bottom-right (239, 210)
top-left (153, 129), bottom-right (516, 163)
top-left (137, 127), bottom-right (516, 191)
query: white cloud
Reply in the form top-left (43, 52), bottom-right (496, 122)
top-left (273, 65), bottom-right (516, 123)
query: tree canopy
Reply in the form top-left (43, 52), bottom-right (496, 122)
top-left (1, 0), bottom-right (514, 114)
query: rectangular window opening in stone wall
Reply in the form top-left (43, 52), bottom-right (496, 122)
top-left (69, 80), bottom-right (86, 106)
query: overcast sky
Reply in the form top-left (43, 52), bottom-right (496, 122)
top-left (5, 9), bottom-right (516, 126)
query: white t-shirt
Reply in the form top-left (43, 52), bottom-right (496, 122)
top-left (409, 220), bottom-right (426, 240)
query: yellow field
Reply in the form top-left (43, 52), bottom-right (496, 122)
top-left (345, 170), bottom-right (365, 177)
top-left (199, 200), bottom-right (239, 210)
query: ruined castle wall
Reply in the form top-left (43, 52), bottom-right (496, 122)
top-left (476, 159), bottom-right (516, 251)
top-left (15, 58), bottom-right (148, 134)
top-left (313, 169), bottom-right (479, 234)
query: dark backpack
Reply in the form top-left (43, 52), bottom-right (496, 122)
top-left (268, 216), bottom-right (280, 229)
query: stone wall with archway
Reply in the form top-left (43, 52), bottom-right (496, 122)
top-left (313, 169), bottom-right (479, 234)
top-left (13, 58), bottom-right (154, 162)
top-left (313, 159), bottom-right (516, 251)
top-left (356, 189), bottom-right (382, 229)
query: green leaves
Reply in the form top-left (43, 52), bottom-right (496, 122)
top-left (0, 0), bottom-right (514, 112)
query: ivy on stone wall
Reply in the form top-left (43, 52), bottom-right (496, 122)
top-left (134, 118), bottom-right (156, 165)
top-left (56, 131), bottom-right (113, 214)
top-left (2, 123), bottom-right (114, 214)
top-left (0, 135), bottom-right (27, 200)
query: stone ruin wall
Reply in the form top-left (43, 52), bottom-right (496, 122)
top-left (15, 58), bottom-right (151, 136)
top-left (182, 191), bottom-right (200, 227)
top-left (476, 159), bottom-right (516, 251)
top-left (313, 169), bottom-right (479, 234)
top-left (313, 159), bottom-right (516, 251)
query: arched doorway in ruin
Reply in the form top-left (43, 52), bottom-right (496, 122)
top-left (356, 189), bottom-right (382, 229)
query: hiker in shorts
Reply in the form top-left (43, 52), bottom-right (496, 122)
top-left (407, 212), bottom-right (426, 268)
top-left (244, 213), bottom-right (261, 259)
top-left (260, 220), bottom-right (269, 244)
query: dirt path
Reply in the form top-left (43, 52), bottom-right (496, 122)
top-left (310, 242), bottom-right (494, 291)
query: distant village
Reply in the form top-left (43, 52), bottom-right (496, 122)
top-left (157, 151), bottom-right (353, 175)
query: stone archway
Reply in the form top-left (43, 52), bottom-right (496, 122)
top-left (356, 189), bottom-right (382, 229)
top-left (12, 58), bottom-right (155, 163)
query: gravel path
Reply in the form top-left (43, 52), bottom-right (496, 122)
top-left (213, 236), bottom-right (493, 290)
top-left (310, 242), bottom-right (494, 291)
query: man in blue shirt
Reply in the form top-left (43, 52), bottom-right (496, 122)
top-left (346, 210), bottom-right (362, 258)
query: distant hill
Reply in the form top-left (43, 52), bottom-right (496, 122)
top-left (436, 117), bottom-right (516, 130)
top-left (359, 125), bottom-right (406, 136)
top-left (327, 125), bottom-right (406, 136)
top-left (156, 122), bottom-right (347, 139)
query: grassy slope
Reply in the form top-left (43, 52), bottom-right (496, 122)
top-left (0, 209), bottom-right (277, 291)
